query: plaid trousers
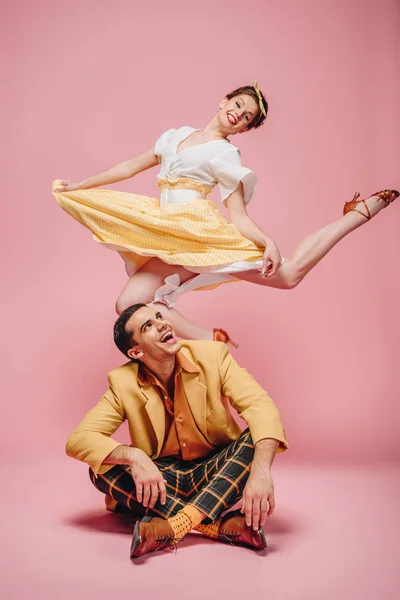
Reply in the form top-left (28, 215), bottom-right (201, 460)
top-left (90, 429), bottom-right (254, 522)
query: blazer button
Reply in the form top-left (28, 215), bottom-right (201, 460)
top-left (182, 442), bottom-right (187, 447)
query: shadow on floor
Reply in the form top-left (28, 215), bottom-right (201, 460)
top-left (65, 507), bottom-right (302, 539)
top-left (65, 510), bottom-right (137, 534)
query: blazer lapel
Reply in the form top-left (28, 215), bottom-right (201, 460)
top-left (181, 371), bottom-right (208, 438)
top-left (141, 387), bottom-right (166, 457)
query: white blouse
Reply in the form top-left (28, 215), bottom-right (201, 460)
top-left (154, 126), bottom-right (257, 206)
top-left (151, 126), bottom-right (284, 307)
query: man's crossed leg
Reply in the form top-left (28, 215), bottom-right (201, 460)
top-left (90, 430), bottom-right (268, 558)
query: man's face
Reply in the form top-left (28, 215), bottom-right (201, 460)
top-left (126, 305), bottom-right (181, 362)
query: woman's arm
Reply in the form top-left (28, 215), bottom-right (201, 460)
top-left (226, 184), bottom-right (270, 246)
top-left (226, 184), bottom-right (282, 276)
top-left (54, 147), bottom-right (159, 192)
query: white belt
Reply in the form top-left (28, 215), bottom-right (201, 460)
top-left (160, 188), bottom-right (205, 208)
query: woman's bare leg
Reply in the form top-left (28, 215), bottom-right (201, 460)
top-left (155, 303), bottom-right (213, 341)
top-left (234, 194), bottom-right (392, 289)
top-left (114, 194), bottom-right (394, 338)
top-left (115, 258), bottom-right (213, 340)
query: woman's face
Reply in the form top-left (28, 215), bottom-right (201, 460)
top-left (219, 94), bottom-right (260, 134)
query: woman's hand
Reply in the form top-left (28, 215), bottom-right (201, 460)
top-left (260, 239), bottom-right (282, 277)
top-left (53, 180), bottom-right (82, 193)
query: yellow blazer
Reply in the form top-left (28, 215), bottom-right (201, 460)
top-left (66, 341), bottom-right (288, 475)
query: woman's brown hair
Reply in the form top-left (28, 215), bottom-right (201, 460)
top-left (225, 85), bottom-right (268, 129)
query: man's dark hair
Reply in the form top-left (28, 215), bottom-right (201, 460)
top-left (114, 303), bottom-right (147, 361)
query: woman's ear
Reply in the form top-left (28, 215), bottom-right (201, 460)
top-left (219, 97), bottom-right (228, 109)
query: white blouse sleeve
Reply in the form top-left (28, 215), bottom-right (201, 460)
top-left (154, 128), bottom-right (175, 161)
top-left (211, 149), bottom-right (257, 206)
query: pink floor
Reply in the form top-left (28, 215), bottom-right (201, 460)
top-left (4, 457), bottom-right (399, 599)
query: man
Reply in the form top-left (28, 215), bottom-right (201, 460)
top-left (66, 303), bottom-right (288, 558)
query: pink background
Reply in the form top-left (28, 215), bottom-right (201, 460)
top-left (2, 1), bottom-right (399, 598)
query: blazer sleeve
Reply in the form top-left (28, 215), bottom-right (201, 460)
top-left (65, 384), bottom-right (126, 476)
top-left (217, 343), bottom-right (288, 452)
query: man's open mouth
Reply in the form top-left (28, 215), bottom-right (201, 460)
top-left (159, 331), bottom-right (175, 344)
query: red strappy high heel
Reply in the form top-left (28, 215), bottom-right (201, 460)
top-left (343, 189), bottom-right (399, 220)
top-left (213, 328), bottom-right (239, 349)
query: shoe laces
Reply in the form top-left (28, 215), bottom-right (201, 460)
top-left (155, 534), bottom-right (177, 552)
top-left (219, 531), bottom-right (241, 544)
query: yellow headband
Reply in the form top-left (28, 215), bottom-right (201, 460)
top-left (252, 80), bottom-right (267, 117)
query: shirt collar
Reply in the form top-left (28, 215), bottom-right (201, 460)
top-left (176, 348), bottom-right (200, 374)
top-left (137, 349), bottom-right (199, 387)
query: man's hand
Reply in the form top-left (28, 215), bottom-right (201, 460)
top-left (241, 468), bottom-right (275, 530)
top-left (130, 448), bottom-right (167, 509)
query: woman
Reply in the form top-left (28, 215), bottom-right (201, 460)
top-left (53, 81), bottom-right (398, 346)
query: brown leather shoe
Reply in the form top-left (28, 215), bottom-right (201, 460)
top-left (218, 509), bottom-right (267, 549)
top-left (130, 516), bottom-right (176, 558)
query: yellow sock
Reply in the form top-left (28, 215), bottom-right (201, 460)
top-left (168, 512), bottom-right (192, 540)
top-left (182, 505), bottom-right (203, 527)
top-left (168, 505), bottom-right (203, 540)
top-left (194, 518), bottom-right (222, 539)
